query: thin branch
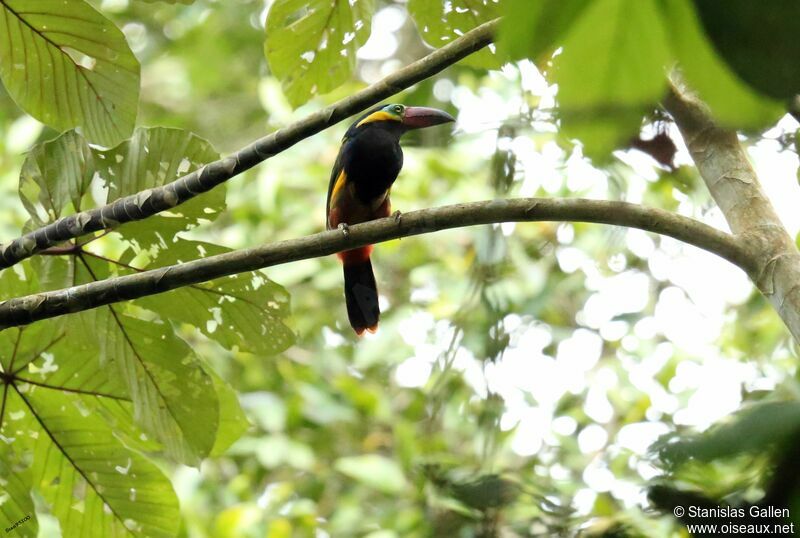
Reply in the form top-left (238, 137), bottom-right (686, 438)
top-left (0, 19), bottom-right (500, 270)
top-left (0, 197), bottom-right (748, 329)
top-left (663, 81), bottom-right (800, 344)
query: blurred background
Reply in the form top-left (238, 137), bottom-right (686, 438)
top-left (1, 0), bottom-right (800, 536)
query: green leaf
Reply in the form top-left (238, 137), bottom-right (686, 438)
top-left (497, 0), bottom-right (590, 64)
top-left (99, 127), bottom-right (224, 250)
top-left (334, 454), bottom-right (408, 494)
top-left (19, 127), bottom-right (223, 251)
top-left (0, 263), bottom-right (36, 302)
top-left (652, 401), bottom-right (800, 467)
top-left (4, 389), bottom-right (179, 537)
top-left (19, 130), bottom-right (94, 225)
top-left (264, 0), bottom-right (375, 108)
top-left (553, 0), bottom-right (671, 159)
top-left (449, 474), bottom-right (519, 510)
top-left (660, 0), bottom-right (784, 129)
top-left (76, 306), bottom-right (219, 465)
top-left (693, 0), bottom-right (800, 101)
top-left (0, 446), bottom-right (38, 538)
top-left (1, 322), bottom-right (179, 537)
top-left (0, 0), bottom-right (140, 146)
top-left (408, 0), bottom-right (503, 68)
top-left (208, 368), bottom-right (250, 457)
top-left (136, 240), bottom-right (295, 356)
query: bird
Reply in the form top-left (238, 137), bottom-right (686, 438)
top-left (326, 103), bottom-right (455, 335)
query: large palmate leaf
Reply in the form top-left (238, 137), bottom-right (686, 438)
top-left (0, 317), bottom-right (180, 537)
top-left (408, 0), bottom-right (503, 68)
top-left (552, 0), bottom-right (671, 159)
top-left (265, 0), bottom-right (374, 108)
top-left (208, 368), bottom-right (250, 457)
top-left (136, 240), bottom-right (295, 356)
top-left (0, 0), bottom-right (140, 146)
top-left (19, 130), bottom-right (94, 225)
top-left (693, 0), bottom-right (800, 101)
top-left (0, 446), bottom-right (37, 538)
top-left (19, 127), bottom-right (225, 252)
top-left (497, 0), bottom-right (590, 64)
top-left (100, 127), bottom-right (225, 250)
top-left (77, 304), bottom-right (218, 465)
top-left (660, 0), bottom-right (783, 129)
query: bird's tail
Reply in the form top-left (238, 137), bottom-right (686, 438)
top-left (339, 247), bottom-right (379, 335)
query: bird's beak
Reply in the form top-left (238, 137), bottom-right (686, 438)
top-left (401, 106), bottom-right (455, 129)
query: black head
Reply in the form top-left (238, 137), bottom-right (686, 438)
top-left (344, 104), bottom-right (455, 139)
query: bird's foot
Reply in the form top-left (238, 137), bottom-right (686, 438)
top-left (337, 222), bottom-right (350, 237)
top-left (392, 210), bottom-right (402, 223)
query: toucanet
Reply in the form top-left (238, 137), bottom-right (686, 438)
top-left (326, 103), bottom-right (455, 335)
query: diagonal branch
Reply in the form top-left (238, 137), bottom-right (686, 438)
top-left (0, 18), bottom-right (500, 270)
top-left (663, 82), bottom-right (800, 344)
top-left (0, 197), bottom-right (748, 329)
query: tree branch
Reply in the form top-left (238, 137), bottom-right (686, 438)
top-left (0, 19), bottom-right (500, 270)
top-left (0, 198), bottom-right (748, 329)
top-left (663, 82), bottom-right (800, 343)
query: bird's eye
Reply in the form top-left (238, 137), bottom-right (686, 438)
top-left (394, 105), bottom-right (403, 114)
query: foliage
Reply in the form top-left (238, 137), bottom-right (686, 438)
top-left (0, 0), bottom-right (798, 537)
top-left (0, 0), bottom-right (140, 146)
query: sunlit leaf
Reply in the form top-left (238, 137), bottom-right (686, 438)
top-left (100, 127), bottom-right (224, 250)
top-left (0, 321), bottom-right (179, 537)
top-left (0, 446), bottom-right (37, 538)
top-left (4, 389), bottom-right (179, 537)
top-left (408, 0), bottom-right (503, 68)
top-left (552, 0), bottom-right (670, 159)
top-left (334, 454), bottom-right (408, 494)
top-left (208, 368), bottom-right (250, 457)
top-left (136, 240), bottom-right (295, 356)
top-left (264, 0), bottom-right (374, 108)
top-left (0, 0), bottom-right (139, 145)
top-left (660, 0), bottom-right (784, 128)
top-left (497, 0), bottom-right (590, 64)
top-left (19, 130), bottom-right (94, 225)
top-left (77, 303), bottom-right (218, 465)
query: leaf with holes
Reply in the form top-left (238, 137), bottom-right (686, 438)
top-left (0, 329), bottom-right (180, 537)
top-left (99, 127), bottom-right (224, 250)
top-left (265, 0), bottom-right (375, 108)
top-left (19, 130), bottom-right (95, 226)
top-left (136, 240), bottom-right (295, 356)
top-left (408, 0), bottom-right (503, 68)
top-left (18, 127), bottom-right (224, 251)
top-left (75, 304), bottom-right (218, 465)
top-left (0, 0), bottom-right (140, 146)
top-left (0, 446), bottom-right (37, 538)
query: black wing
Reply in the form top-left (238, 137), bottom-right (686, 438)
top-left (325, 137), bottom-right (350, 226)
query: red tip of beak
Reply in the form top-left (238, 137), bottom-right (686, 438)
top-left (402, 106), bottom-right (455, 129)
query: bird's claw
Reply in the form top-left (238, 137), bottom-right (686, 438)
top-left (392, 210), bottom-right (402, 223)
top-left (337, 223), bottom-right (350, 237)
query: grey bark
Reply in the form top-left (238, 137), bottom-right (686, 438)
top-left (664, 84), bottom-right (800, 344)
top-left (0, 197), bottom-right (747, 329)
top-left (0, 19), bottom-right (500, 269)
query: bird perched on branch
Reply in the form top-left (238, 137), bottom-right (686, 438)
top-left (326, 103), bottom-right (455, 335)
